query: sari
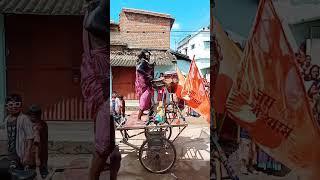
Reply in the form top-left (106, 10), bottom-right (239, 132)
top-left (80, 11), bottom-right (111, 156)
top-left (135, 59), bottom-right (154, 111)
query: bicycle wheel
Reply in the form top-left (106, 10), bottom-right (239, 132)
top-left (139, 137), bottom-right (176, 173)
top-left (144, 126), bottom-right (172, 140)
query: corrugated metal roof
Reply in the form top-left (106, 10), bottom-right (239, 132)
top-left (111, 49), bottom-right (176, 67)
top-left (0, 0), bottom-right (86, 15)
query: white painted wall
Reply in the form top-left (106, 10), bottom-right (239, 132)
top-left (177, 29), bottom-right (210, 61)
top-left (177, 28), bottom-right (210, 77)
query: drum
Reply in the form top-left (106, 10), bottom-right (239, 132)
top-left (163, 71), bottom-right (178, 83)
top-left (163, 71), bottom-right (178, 93)
top-left (151, 77), bottom-right (165, 89)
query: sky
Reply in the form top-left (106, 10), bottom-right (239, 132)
top-left (110, 0), bottom-right (210, 50)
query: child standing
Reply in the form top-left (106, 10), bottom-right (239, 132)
top-left (4, 94), bottom-right (34, 170)
top-left (115, 95), bottom-right (126, 118)
top-left (111, 92), bottom-right (117, 115)
top-left (27, 105), bottom-right (49, 179)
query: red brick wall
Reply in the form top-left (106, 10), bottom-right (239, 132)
top-left (119, 12), bottom-right (171, 49)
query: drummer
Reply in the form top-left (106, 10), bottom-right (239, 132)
top-left (135, 49), bottom-right (155, 122)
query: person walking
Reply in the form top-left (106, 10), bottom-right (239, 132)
top-left (81, 0), bottom-right (121, 179)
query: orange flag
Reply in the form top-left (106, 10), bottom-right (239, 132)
top-left (213, 17), bottom-right (243, 114)
top-left (176, 67), bottom-right (185, 99)
top-left (181, 59), bottom-right (210, 123)
top-left (226, 0), bottom-right (320, 178)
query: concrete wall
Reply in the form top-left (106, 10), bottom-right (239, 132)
top-left (215, 0), bottom-right (258, 38)
top-left (290, 20), bottom-right (320, 46)
top-left (0, 15), bottom-right (5, 123)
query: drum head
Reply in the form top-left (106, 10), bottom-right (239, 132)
top-left (152, 78), bottom-right (165, 88)
top-left (164, 71), bottom-right (177, 77)
top-left (164, 71), bottom-right (175, 74)
top-left (152, 77), bottom-right (164, 83)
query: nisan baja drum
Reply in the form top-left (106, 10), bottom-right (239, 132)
top-left (151, 77), bottom-right (165, 90)
top-left (163, 71), bottom-right (178, 93)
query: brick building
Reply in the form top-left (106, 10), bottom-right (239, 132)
top-left (118, 8), bottom-right (174, 49)
top-left (111, 8), bottom-right (190, 100)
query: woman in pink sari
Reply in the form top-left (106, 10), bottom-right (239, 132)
top-left (135, 50), bottom-right (155, 121)
top-left (81, 1), bottom-right (121, 180)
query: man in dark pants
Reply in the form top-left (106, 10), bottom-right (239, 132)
top-left (81, 0), bottom-right (121, 179)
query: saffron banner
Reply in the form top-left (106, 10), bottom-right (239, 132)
top-left (226, 0), bottom-right (320, 178)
